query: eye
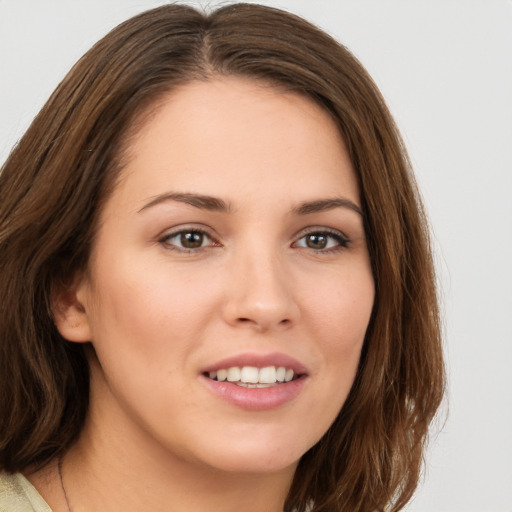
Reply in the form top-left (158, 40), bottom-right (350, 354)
top-left (294, 230), bottom-right (349, 251)
top-left (160, 229), bottom-right (217, 251)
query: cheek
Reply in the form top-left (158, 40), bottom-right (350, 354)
top-left (288, 270), bottom-right (373, 451)
top-left (87, 252), bottom-right (213, 343)
top-left (301, 263), bottom-right (374, 412)
top-left (83, 258), bottom-right (209, 419)
top-left (303, 264), bottom-right (374, 347)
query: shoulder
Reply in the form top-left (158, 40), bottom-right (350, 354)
top-left (0, 472), bottom-right (53, 512)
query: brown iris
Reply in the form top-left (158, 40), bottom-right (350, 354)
top-left (180, 231), bottom-right (204, 249)
top-left (305, 234), bottom-right (328, 249)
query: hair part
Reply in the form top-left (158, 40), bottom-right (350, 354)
top-left (0, 4), bottom-right (444, 511)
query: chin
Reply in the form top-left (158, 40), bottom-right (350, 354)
top-left (202, 451), bottom-right (301, 476)
top-left (184, 427), bottom-right (315, 476)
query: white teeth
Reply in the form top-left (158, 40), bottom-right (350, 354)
top-left (227, 367), bottom-right (241, 382)
top-left (208, 365), bottom-right (298, 385)
top-left (240, 366), bottom-right (259, 383)
top-left (259, 366), bottom-right (276, 384)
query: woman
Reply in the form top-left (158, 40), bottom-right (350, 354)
top-left (0, 3), bottom-right (444, 512)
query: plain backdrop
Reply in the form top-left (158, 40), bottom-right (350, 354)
top-left (1, 1), bottom-right (511, 511)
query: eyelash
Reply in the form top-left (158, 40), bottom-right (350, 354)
top-left (293, 228), bottom-right (350, 253)
top-left (159, 227), bottom-right (350, 254)
top-left (159, 227), bottom-right (219, 253)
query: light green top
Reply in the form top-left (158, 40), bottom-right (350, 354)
top-left (0, 472), bottom-right (52, 512)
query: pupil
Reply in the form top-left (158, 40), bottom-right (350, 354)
top-left (307, 234), bottom-right (327, 249)
top-left (181, 232), bottom-right (203, 248)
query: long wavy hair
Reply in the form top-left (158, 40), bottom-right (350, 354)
top-left (0, 4), bottom-right (444, 511)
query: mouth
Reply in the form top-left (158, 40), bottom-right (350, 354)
top-left (204, 365), bottom-right (303, 388)
top-left (200, 355), bottom-right (308, 410)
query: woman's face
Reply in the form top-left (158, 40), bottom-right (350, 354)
top-left (70, 77), bottom-right (374, 475)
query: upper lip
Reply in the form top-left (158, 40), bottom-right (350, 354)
top-left (201, 352), bottom-right (308, 375)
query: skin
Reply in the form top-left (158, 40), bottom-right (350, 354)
top-left (37, 77), bottom-right (375, 512)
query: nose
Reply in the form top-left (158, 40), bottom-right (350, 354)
top-left (221, 248), bottom-right (300, 333)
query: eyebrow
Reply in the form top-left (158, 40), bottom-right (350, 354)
top-left (138, 192), bottom-right (230, 213)
top-left (293, 198), bottom-right (363, 217)
top-left (138, 192), bottom-right (362, 217)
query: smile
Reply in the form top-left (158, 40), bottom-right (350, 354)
top-left (206, 366), bottom-right (298, 387)
top-left (200, 353), bottom-right (308, 410)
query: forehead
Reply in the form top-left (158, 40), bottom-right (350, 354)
top-left (113, 76), bottom-right (359, 212)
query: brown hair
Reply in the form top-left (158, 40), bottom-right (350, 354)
top-left (0, 4), bottom-right (444, 511)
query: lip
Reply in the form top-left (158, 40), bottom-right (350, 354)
top-left (200, 352), bottom-right (308, 411)
top-left (200, 374), bottom-right (308, 411)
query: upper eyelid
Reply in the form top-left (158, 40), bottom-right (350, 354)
top-left (293, 226), bottom-right (350, 241)
top-left (159, 224), bottom-right (216, 239)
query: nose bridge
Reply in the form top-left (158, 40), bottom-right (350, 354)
top-left (223, 237), bottom-right (299, 331)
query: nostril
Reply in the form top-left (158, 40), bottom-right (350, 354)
top-left (236, 317), bottom-right (292, 328)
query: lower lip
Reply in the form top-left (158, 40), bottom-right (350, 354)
top-left (200, 375), bottom-right (307, 411)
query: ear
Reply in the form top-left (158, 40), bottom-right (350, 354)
top-left (51, 277), bottom-right (92, 343)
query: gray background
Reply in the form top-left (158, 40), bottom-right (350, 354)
top-left (1, 1), bottom-right (511, 511)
